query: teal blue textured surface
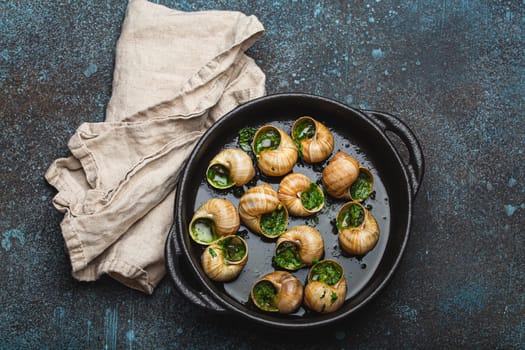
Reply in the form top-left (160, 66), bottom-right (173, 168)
top-left (1, 0), bottom-right (524, 348)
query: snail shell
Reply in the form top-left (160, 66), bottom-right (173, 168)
top-left (278, 173), bottom-right (325, 216)
top-left (201, 235), bottom-right (248, 282)
top-left (336, 201), bottom-right (380, 255)
top-left (250, 271), bottom-right (304, 314)
top-left (238, 184), bottom-right (289, 238)
top-left (252, 125), bottom-right (298, 177)
top-left (206, 148), bottom-right (255, 189)
top-left (273, 225), bottom-right (324, 270)
top-left (304, 260), bottom-right (347, 314)
top-left (321, 151), bottom-right (360, 199)
top-left (189, 198), bottom-right (240, 245)
top-left (292, 116), bottom-right (334, 163)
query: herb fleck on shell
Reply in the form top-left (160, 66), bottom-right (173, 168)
top-left (330, 292), bottom-right (338, 304)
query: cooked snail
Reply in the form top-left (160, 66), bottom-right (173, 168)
top-left (292, 116), bottom-right (334, 163)
top-left (250, 271), bottom-right (303, 313)
top-left (322, 151), bottom-right (374, 201)
top-left (252, 125), bottom-right (298, 177)
top-left (206, 148), bottom-right (255, 189)
top-left (278, 173), bottom-right (325, 216)
top-left (304, 260), bottom-right (347, 313)
top-left (273, 225), bottom-right (324, 271)
top-left (189, 198), bottom-right (240, 245)
top-left (321, 151), bottom-right (359, 199)
top-left (201, 235), bottom-right (248, 282)
top-left (336, 201), bottom-right (379, 255)
top-left (238, 184), bottom-right (288, 239)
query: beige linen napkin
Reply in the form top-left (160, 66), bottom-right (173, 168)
top-left (45, 0), bottom-right (266, 294)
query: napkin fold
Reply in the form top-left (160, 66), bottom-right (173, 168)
top-left (45, 0), bottom-right (266, 294)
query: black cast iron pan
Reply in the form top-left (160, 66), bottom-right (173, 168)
top-left (166, 93), bottom-right (424, 330)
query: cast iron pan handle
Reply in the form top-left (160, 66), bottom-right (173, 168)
top-left (363, 110), bottom-right (424, 196)
top-left (165, 224), bottom-right (227, 313)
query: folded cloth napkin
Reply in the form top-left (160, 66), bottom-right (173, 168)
top-left (45, 0), bottom-right (266, 294)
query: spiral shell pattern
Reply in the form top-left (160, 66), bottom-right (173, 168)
top-left (322, 151), bottom-right (360, 199)
top-left (304, 260), bottom-right (347, 314)
top-left (278, 173), bottom-right (324, 216)
top-left (252, 125), bottom-right (298, 177)
top-left (349, 167), bottom-right (374, 202)
top-left (189, 198), bottom-right (240, 245)
top-left (201, 236), bottom-right (248, 282)
top-left (337, 201), bottom-right (380, 255)
top-left (207, 148), bottom-right (255, 189)
top-left (292, 116), bottom-right (334, 163)
top-left (275, 225), bottom-right (324, 267)
top-left (251, 271), bottom-right (304, 314)
top-left (238, 184), bottom-right (288, 238)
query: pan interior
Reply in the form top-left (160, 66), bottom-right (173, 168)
top-left (177, 95), bottom-right (410, 326)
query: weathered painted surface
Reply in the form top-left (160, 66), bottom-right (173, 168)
top-left (1, 0), bottom-right (524, 349)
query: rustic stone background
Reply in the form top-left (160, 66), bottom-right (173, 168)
top-left (1, 1), bottom-right (523, 349)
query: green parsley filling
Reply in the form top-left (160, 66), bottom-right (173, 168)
top-left (253, 129), bottom-right (280, 154)
top-left (350, 171), bottom-right (373, 201)
top-left (206, 164), bottom-right (233, 188)
top-left (238, 127), bottom-right (257, 152)
top-left (300, 183), bottom-right (324, 210)
top-left (219, 236), bottom-right (246, 262)
top-left (337, 203), bottom-right (365, 230)
top-left (293, 119), bottom-right (316, 142)
top-left (310, 261), bottom-right (343, 286)
top-left (190, 218), bottom-right (218, 243)
top-left (252, 280), bottom-right (278, 312)
top-left (260, 207), bottom-right (287, 237)
top-left (273, 241), bottom-right (303, 270)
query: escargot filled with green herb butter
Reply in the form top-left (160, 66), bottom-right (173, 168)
top-left (189, 198), bottom-right (240, 245)
top-left (238, 184), bottom-right (289, 239)
top-left (206, 148), bottom-right (255, 189)
top-left (250, 271), bottom-right (303, 314)
top-left (201, 235), bottom-right (248, 282)
top-left (336, 201), bottom-right (379, 256)
top-left (322, 151), bottom-right (374, 202)
top-left (272, 225), bottom-right (324, 271)
top-left (304, 260), bottom-right (347, 314)
top-left (251, 125), bottom-right (298, 177)
top-left (278, 173), bottom-right (325, 216)
top-left (292, 116), bottom-right (334, 163)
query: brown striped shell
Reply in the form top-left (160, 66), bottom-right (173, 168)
top-left (336, 201), bottom-right (380, 255)
top-left (189, 198), bottom-right (240, 245)
top-left (321, 151), bottom-right (360, 199)
top-left (250, 271), bottom-right (304, 314)
top-left (292, 116), bottom-right (334, 163)
top-left (252, 125), bottom-right (298, 177)
top-left (201, 236), bottom-right (248, 282)
top-left (304, 260), bottom-right (347, 314)
top-left (206, 148), bottom-right (255, 189)
top-left (274, 225), bottom-right (324, 270)
top-left (278, 173), bottom-right (325, 216)
top-left (238, 184), bottom-right (289, 238)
